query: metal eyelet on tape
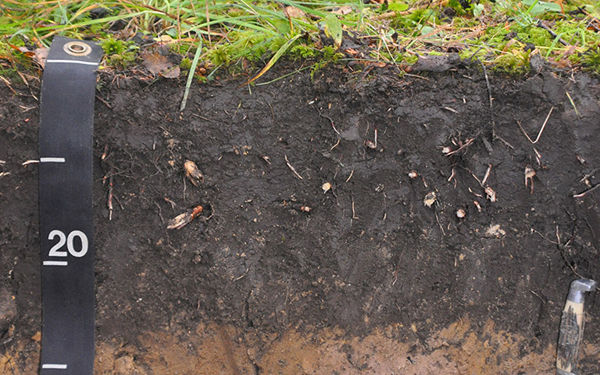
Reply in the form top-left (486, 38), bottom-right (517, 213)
top-left (63, 41), bottom-right (92, 56)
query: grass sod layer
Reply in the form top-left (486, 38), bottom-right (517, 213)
top-left (1, 0), bottom-right (600, 83)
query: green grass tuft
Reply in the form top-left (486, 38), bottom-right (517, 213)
top-left (0, 0), bottom-right (600, 80)
top-left (581, 45), bottom-right (600, 74)
top-left (100, 37), bottom-right (138, 69)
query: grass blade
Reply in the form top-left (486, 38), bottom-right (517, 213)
top-left (180, 37), bottom-right (203, 112)
top-left (242, 33), bottom-right (302, 86)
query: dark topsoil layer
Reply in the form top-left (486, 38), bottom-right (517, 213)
top-left (1, 65), bottom-right (600, 367)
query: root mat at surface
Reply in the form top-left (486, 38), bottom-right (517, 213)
top-left (1, 67), bottom-right (600, 374)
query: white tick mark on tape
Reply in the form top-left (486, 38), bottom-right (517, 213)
top-left (42, 364), bottom-right (68, 369)
top-left (43, 261), bottom-right (68, 267)
top-left (40, 157), bottom-right (66, 163)
top-left (46, 59), bottom-right (99, 66)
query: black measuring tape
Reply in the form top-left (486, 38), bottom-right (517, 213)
top-left (39, 36), bottom-right (102, 374)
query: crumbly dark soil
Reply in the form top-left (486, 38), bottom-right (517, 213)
top-left (1, 65), bottom-right (600, 374)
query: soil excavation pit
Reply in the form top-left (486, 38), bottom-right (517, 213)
top-left (1, 66), bottom-right (599, 374)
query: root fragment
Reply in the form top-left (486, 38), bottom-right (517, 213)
top-left (525, 166), bottom-right (536, 194)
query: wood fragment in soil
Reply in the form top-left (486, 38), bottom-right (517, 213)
top-left (167, 205), bottom-right (204, 230)
top-left (184, 160), bottom-right (204, 186)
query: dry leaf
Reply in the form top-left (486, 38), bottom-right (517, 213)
top-left (141, 52), bottom-right (180, 78)
top-left (284, 6), bottom-right (306, 18)
top-left (331, 5), bottom-right (353, 15)
top-left (161, 66), bottom-right (180, 78)
top-left (8, 44), bottom-right (48, 68)
top-left (155, 35), bottom-right (174, 44)
top-left (34, 48), bottom-right (49, 68)
top-left (344, 48), bottom-right (360, 56)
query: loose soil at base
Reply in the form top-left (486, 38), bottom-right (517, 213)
top-left (1, 65), bottom-right (600, 374)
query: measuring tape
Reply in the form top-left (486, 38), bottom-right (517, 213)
top-left (39, 36), bottom-right (102, 374)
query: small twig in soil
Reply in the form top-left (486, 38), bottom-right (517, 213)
top-left (374, 128), bottom-right (378, 148)
top-left (573, 184), bottom-right (600, 198)
top-left (113, 194), bottom-right (124, 211)
top-left (284, 154), bottom-right (303, 180)
top-left (95, 95), bottom-right (112, 109)
top-left (330, 137), bottom-right (340, 151)
top-left (516, 106), bottom-right (554, 144)
top-left (536, 20), bottom-right (569, 46)
top-left (164, 196), bottom-right (177, 209)
top-left (204, 202), bottom-right (215, 221)
top-left (316, 107), bottom-right (340, 135)
top-left (446, 138), bottom-right (474, 156)
top-left (182, 176), bottom-right (187, 200)
top-left (447, 167), bottom-right (456, 186)
top-left (579, 169), bottom-right (597, 184)
top-left (533, 147), bottom-right (542, 167)
top-left (19, 105), bottom-right (35, 112)
top-left (191, 112), bottom-right (216, 123)
top-left (533, 226), bottom-right (582, 277)
top-left (403, 72), bottom-right (430, 81)
top-left (22, 160), bottom-right (39, 166)
top-left (442, 106), bottom-right (458, 114)
top-left (0, 76), bottom-right (17, 95)
top-left (345, 169), bottom-right (354, 183)
top-left (262, 99), bottom-right (275, 122)
top-left (108, 174), bottom-right (114, 220)
top-left (154, 202), bottom-right (165, 224)
top-left (468, 187), bottom-right (483, 198)
top-left (532, 228), bottom-right (560, 245)
top-left (529, 290), bottom-right (547, 303)
top-left (435, 212), bottom-right (445, 236)
top-left (469, 170), bottom-right (483, 187)
top-left (351, 196), bottom-right (358, 220)
top-left (495, 135), bottom-right (514, 149)
top-left (261, 155), bottom-right (271, 165)
top-left (481, 164), bottom-right (492, 187)
top-left (565, 91), bottom-right (580, 118)
top-left (482, 62), bottom-right (493, 111)
top-left (101, 145), bottom-right (116, 220)
top-left (480, 60), bottom-right (497, 150)
top-left (555, 225), bottom-right (584, 278)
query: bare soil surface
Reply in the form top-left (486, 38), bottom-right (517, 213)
top-left (1, 65), bottom-right (600, 374)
